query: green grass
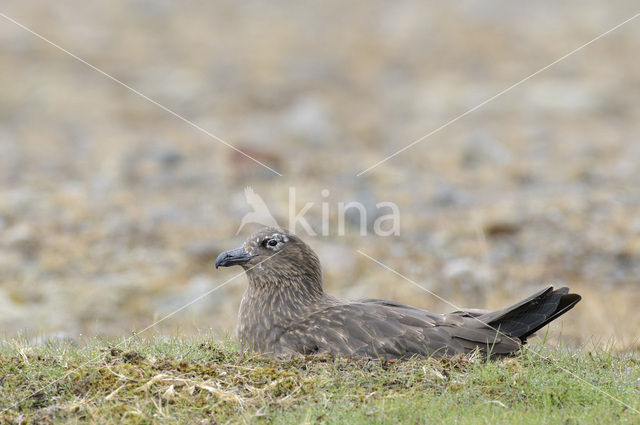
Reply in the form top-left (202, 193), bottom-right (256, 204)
top-left (0, 336), bottom-right (638, 424)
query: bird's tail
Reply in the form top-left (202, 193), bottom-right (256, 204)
top-left (477, 286), bottom-right (581, 342)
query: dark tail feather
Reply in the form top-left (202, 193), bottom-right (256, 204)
top-left (478, 286), bottom-right (581, 341)
top-left (519, 291), bottom-right (581, 340)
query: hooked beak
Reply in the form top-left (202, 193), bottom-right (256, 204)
top-left (215, 247), bottom-right (256, 269)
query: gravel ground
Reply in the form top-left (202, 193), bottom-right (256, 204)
top-left (1, 1), bottom-right (639, 349)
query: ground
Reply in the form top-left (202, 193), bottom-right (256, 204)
top-left (1, 0), bottom-right (639, 350)
top-left (1, 337), bottom-right (638, 424)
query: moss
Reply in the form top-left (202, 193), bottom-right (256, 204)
top-left (0, 338), bottom-right (638, 424)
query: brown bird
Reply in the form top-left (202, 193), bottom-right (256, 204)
top-left (215, 227), bottom-right (581, 359)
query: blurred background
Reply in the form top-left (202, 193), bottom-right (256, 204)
top-left (1, 1), bottom-right (639, 350)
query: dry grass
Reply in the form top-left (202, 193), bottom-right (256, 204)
top-left (2, 1), bottom-right (640, 353)
top-left (1, 336), bottom-right (639, 424)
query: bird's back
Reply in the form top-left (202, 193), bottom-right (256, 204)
top-left (269, 287), bottom-right (579, 359)
top-left (273, 297), bottom-right (519, 358)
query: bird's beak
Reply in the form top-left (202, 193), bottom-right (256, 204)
top-left (215, 247), bottom-right (256, 269)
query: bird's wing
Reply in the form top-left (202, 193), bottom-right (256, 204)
top-left (360, 298), bottom-right (489, 324)
top-left (243, 186), bottom-right (279, 228)
top-left (448, 308), bottom-right (492, 318)
top-left (277, 302), bottom-right (520, 359)
top-left (244, 186), bottom-right (266, 209)
top-left (359, 298), bottom-right (443, 321)
top-left (244, 186), bottom-right (262, 206)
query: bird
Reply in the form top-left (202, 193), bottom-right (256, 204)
top-left (235, 187), bottom-right (280, 234)
top-left (215, 227), bottom-right (581, 359)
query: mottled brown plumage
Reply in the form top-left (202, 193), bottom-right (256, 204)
top-left (215, 227), bottom-right (581, 359)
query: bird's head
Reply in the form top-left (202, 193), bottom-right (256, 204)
top-left (215, 227), bottom-right (322, 290)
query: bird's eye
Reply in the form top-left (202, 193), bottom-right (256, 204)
top-left (267, 239), bottom-right (278, 247)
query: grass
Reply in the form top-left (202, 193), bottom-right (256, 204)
top-left (0, 336), bottom-right (638, 424)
